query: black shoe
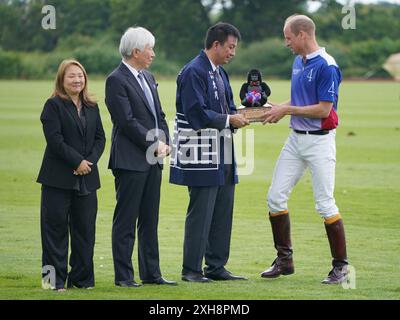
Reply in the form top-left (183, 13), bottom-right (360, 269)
top-left (142, 277), bottom-right (178, 286)
top-left (67, 283), bottom-right (94, 290)
top-left (205, 269), bottom-right (248, 281)
top-left (115, 280), bottom-right (142, 287)
top-left (67, 280), bottom-right (94, 289)
top-left (182, 271), bottom-right (212, 283)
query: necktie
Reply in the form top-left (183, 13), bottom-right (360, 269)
top-left (214, 67), bottom-right (229, 114)
top-left (137, 72), bottom-right (158, 130)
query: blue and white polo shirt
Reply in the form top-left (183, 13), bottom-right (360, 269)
top-left (290, 47), bottom-right (342, 131)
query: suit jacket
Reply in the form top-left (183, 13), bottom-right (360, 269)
top-left (169, 50), bottom-right (239, 187)
top-left (37, 96), bottom-right (106, 191)
top-left (105, 62), bottom-right (170, 171)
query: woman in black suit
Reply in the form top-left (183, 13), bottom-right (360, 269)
top-left (37, 59), bottom-right (106, 291)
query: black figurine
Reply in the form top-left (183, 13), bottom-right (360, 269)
top-left (239, 69), bottom-right (271, 108)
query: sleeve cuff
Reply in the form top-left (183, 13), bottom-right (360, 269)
top-left (225, 115), bottom-right (230, 128)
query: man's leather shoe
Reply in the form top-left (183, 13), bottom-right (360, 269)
top-left (67, 279), bottom-right (94, 289)
top-left (322, 265), bottom-right (348, 284)
top-left (182, 271), bottom-right (212, 283)
top-left (142, 278), bottom-right (178, 286)
top-left (115, 280), bottom-right (142, 287)
top-left (205, 269), bottom-right (248, 281)
top-left (67, 283), bottom-right (94, 290)
top-left (261, 257), bottom-right (294, 278)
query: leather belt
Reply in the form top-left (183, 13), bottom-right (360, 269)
top-left (294, 129), bottom-right (330, 135)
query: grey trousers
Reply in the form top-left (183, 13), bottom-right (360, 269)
top-left (182, 166), bottom-right (235, 275)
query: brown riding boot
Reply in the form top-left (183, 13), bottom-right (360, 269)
top-left (261, 212), bottom-right (294, 278)
top-left (322, 217), bottom-right (349, 284)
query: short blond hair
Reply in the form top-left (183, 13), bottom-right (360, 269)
top-left (284, 14), bottom-right (315, 36)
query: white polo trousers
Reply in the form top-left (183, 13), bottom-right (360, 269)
top-left (267, 130), bottom-right (339, 219)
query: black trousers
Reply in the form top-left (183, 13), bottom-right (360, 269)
top-left (40, 185), bottom-right (97, 289)
top-left (182, 165), bottom-right (235, 275)
top-left (112, 166), bottom-right (162, 283)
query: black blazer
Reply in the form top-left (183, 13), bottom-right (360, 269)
top-left (37, 96), bottom-right (106, 191)
top-left (105, 63), bottom-right (170, 171)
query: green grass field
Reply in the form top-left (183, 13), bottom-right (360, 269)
top-left (0, 79), bottom-right (399, 300)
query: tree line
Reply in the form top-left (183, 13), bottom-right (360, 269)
top-left (0, 0), bottom-right (399, 79)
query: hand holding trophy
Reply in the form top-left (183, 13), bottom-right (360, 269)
top-left (237, 69), bottom-right (272, 123)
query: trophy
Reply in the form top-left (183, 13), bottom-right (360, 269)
top-left (237, 69), bottom-right (272, 123)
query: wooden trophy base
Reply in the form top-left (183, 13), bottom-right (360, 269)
top-left (237, 104), bottom-right (271, 123)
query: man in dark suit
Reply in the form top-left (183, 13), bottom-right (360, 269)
top-left (105, 26), bottom-right (176, 287)
top-left (170, 23), bottom-right (249, 282)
